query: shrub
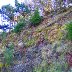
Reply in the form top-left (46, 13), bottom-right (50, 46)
top-left (3, 43), bottom-right (14, 66)
top-left (4, 49), bottom-right (13, 65)
top-left (30, 9), bottom-right (42, 27)
top-left (33, 61), bottom-right (48, 72)
top-left (14, 18), bottom-right (26, 33)
top-left (33, 53), bottom-right (68, 72)
top-left (66, 22), bottom-right (72, 40)
top-left (0, 31), bottom-right (7, 39)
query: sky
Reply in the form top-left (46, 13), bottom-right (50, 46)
top-left (0, 0), bottom-right (15, 8)
top-left (0, 0), bottom-right (34, 8)
top-left (0, 0), bottom-right (34, 32)
top-left (0, 0), bottom-right (28, 8)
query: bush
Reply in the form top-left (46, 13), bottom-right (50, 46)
top-left (4, 43), bottom-right (14, 65)
top-left (30, 9), bottom-right (42, 27)
top-left (66, 22), bottom-right (72, 40)
top-left (4, 49), bottom-right (13, 65)
top-left (0, 31), bottom-right (7, 39)
top-left (14, 18), bottom-right (26, 33)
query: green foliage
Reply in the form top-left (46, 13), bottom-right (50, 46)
top-left (26, 40), bottom-right (34, 47)
top-left (4, 49), bottom-right (13, 65)
top-left (0, 31), bottom-right (7, 40)
top-left (25, 38), bottom-right (35, 47)
top-left (33, 61), bottom-right (48, 72)
top-left (66, 22), bottom-right (72, 40)
top-left (0, 0), bottom-right (30, 21)
top-left (14, 19), bottom-right (26, 33)
top-left (4, 43), bottom-right (14, 65)
top-left (33, 66), bottom-right (42, 72)
top-left (30, 9), bottom-right (42, 27)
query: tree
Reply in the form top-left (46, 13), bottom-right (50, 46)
top-left (0, 0), bottom-right (30, 21)
top-left (1, 4), bottom-right (14, 21)
top-left (15, 0), bottom-right (30, 15)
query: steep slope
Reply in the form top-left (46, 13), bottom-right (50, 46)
top-left (0, 7), bottom-right (72, 72)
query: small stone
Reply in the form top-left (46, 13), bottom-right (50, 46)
top-left (18, 41), bottom-right (24, 48)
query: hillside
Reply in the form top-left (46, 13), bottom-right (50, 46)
top-left (0, 7), bottom-right (72, 72)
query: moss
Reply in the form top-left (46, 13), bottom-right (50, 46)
top-left (14, 19), bottom-right (26, 33)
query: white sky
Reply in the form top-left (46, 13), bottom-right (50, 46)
top-left (0, 0), bottom-right (15, 8)
top-left (0, 0), bottom-right (28, 8)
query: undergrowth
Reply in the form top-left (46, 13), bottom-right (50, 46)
top-left (66, 21), bottom-right (72, 40)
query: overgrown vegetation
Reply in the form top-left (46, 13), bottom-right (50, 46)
top-left (14, 18), bottom-right (26, 33)
top-left (33, 58), bottom-right (68, 72)
top-left (3, 43), bottom-right (14, 66)
top-left (30, 9), bottom-right (42, 27)
top-left (0, 0), bottom-right (72, 72)
top-left (66, 21), bottom-right (72, 40)
top-left (0, 31), bottom-right (7, 39)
